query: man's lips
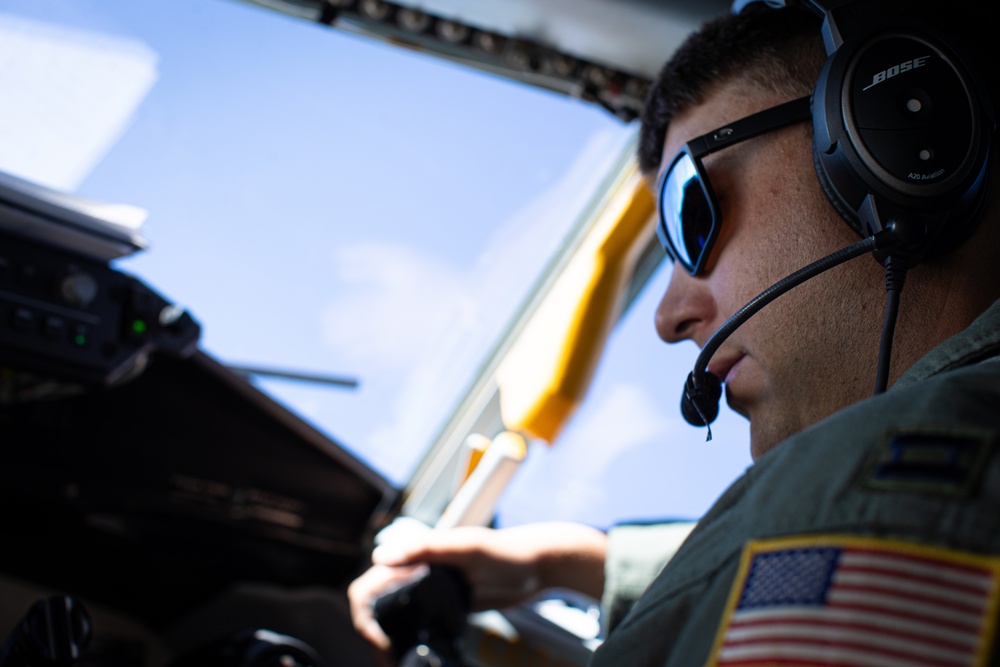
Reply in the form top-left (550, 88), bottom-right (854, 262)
top-left (707, 354), bottom-right (745, 384)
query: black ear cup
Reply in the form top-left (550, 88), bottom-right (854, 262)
top-left (811, 14), bottom-right (993, 260)
top-left (812, 143), bottom-right (861, 236)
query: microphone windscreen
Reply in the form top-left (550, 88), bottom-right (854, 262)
top-left (680, 371), bottom-right (722, 426)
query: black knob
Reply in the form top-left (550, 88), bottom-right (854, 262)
top-left (374, 566), bottom-right (470, 667)
top-left (0, 595), bottom-right (93, 666)
top-left (57, 272), bottom-right (99, 308)
top-left (167, 629), bottom-right (326, 667)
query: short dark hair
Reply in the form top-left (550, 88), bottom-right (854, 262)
top-left (637, 5), bottom-right (823, 176)
top-left (638, 1), bottom-right (999, 178)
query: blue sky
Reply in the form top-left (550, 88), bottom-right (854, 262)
top-left (0, 0), bottom-right (753, 529)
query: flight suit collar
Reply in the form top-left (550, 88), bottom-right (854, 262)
top-left (894, 297), bottom-right (1000, 389)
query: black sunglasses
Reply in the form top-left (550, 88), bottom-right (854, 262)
top-left (656, 95), bottom-right (813, 275)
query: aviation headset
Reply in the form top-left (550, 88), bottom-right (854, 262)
top-left (679, 0), bottom-right (996, 429)
top-left (733, 0), bottom-right (994, 264)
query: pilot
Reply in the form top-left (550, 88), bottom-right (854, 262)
top-left (349, 0), bottom-right (1000, 664)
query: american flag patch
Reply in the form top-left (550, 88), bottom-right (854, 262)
top-left (707, 536), bottom-right (1000, 667)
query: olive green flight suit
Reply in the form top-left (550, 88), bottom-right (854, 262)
top-left (594, 299), bottom-right (1000, 666)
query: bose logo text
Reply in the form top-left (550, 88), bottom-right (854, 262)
top-left (863, 55), bottom-right (930, 91)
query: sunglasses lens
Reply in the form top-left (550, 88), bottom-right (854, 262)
top-left (659, 154), bottom-right (714, 274)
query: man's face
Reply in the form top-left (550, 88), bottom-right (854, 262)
top-left (654, 80), bottom-right (886, 460)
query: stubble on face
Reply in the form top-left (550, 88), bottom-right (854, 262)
top-left (657, 82), bottom-right (888, 460)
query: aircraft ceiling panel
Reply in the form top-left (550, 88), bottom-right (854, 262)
top-left (238, 0), bottom-right (732, 120)
top-left (385, 0), bottom-right (731, 80)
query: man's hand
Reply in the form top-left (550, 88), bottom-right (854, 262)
top-left (347, 522), bottom-right (607, 658)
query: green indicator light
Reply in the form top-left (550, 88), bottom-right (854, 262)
top-left (132, 319), bottom-right (147, 334)
top-left (74, 334), bottom-right (88, 346)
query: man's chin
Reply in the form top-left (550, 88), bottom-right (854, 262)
top-left (724, 388), bottom-right (751, 421)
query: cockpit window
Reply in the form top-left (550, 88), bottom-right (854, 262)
top-left (1, 0), bottom-right (750, 524)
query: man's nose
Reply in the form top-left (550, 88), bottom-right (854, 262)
top-left (655, 263), bottom-right (717, 345)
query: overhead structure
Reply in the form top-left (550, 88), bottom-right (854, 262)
top-left (236, 0), bottom-right (732, 121)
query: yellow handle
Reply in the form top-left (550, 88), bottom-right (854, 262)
top-left (496, 170), bottom-right (655, 443)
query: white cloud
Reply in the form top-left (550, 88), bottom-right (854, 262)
top-left (318, 242), bottom-right (481, 478)
top-left (546, 382), bottom-right (671, 513)
top-left (320, 243), bottom-right (468, 370)
top-left (316, 124), bottom-right (635, 480)
top-left (319, 124), bottom-right (632, 374)
top-left (494, 380), bottom-right (682, 525)
top-left (0, 13), bottom-right (159, 191)
top-left (569, 383), bottom-right (673, 466)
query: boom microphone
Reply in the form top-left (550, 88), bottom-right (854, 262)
top-left (679, 230), bottom-right (897, 433)
top-left (680, 370), bottom-right (722, 427)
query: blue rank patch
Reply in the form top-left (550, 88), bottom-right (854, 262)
top-left (860, 428), bottom-right (995, 497)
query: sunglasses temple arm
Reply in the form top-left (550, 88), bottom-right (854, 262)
top-left (687, 96), bottom-right (812, 158)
